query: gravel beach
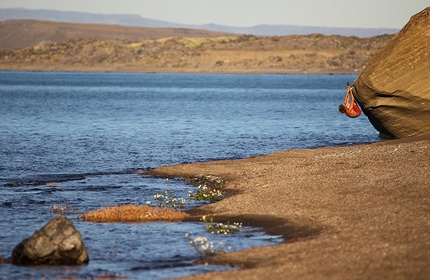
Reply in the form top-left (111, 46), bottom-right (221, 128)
top-left (148, 134), bottom-right (430, 280)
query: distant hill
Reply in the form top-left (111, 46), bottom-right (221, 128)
top-left (0, 32), bottom-right (393, 74)
top-left (210, 24), bottom-right (398, 38)
top-left (0, 8), bottom-right (399, 37)
top-left (0, 20), bottom-right (237, 50)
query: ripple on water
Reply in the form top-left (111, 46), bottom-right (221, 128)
top-left (0, 173), bottom-right (283, 279)
top-left (0, 72), bottom-right (378, 278)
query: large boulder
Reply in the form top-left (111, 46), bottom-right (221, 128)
top-left (353, 6), bottom-right (430, 138)
top-left (12, 216), bottom-right (89, 265)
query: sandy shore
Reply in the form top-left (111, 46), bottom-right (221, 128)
top-left (147, 135), bottom-right (430, 280)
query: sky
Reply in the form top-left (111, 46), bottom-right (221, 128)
top-left (0, 0), bottom-right (428, 29)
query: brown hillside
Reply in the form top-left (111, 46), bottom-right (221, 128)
top-left (0, 33), bottom-right (393, 74)
top-left (0, 19), bottom-right (237, 50)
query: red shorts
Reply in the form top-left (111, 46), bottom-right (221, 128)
top-left (346, 102), bottom-right (361, 118)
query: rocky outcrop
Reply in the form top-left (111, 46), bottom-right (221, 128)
top-left (11, 216), bottom-right (89, 265)
top-left (353, 7), bottom-right (430, 138)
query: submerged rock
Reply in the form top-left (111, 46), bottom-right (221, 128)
top-left (11, 216), bottom-right (89, 265)
top-left (0, 255), bottom-right (8, 264)
top-left (353, 7), bottom-right (430, 138)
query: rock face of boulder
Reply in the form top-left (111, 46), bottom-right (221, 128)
top-left (12, 216), bottom-right (89, 265)
top-left (353, 7), bottom-right (430, 138)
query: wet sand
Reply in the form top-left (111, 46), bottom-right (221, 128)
top-left (148, 134), bottom-right (430, 279)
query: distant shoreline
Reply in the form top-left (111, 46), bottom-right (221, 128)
top-left (0, 65), bottom-right (360, 75)
top-left (0, 34), bottom-right (392, 76)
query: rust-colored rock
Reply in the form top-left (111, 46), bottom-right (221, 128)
top-left (353, 6), bottom-right (430, 138)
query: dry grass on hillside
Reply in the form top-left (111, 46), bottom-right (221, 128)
top-left (0, 34), bottom-right (393, 74)
top-left (78, 204), bottom-right (189, 223)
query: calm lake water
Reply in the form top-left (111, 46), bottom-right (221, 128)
top-left (0, 71), bottom-right (380, 279)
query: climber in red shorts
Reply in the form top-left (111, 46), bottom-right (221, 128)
top-left (339, 83), bottom-right (361, 118)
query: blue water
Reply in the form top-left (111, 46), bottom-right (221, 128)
top-left (0, 71), bottom-right (380, 279)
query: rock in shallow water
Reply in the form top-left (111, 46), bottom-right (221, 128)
top-left (12, 216), bottom-right (89, 265)
top-left (353, 6), bottom-right (430, 138)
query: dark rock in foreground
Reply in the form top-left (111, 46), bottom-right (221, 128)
top-left (353, 6), bottom-right (430, 138)
top-left (12, 216), bottom-right (89, 265)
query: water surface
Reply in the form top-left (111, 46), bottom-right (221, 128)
top-left (0, 72), bottom-right (380, 279)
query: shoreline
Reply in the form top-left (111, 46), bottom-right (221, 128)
top-left (0, 66), bottom-right (360, 75)
top-left (147, 135), bottom-right (430, 279)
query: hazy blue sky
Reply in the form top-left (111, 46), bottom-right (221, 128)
top-left (1, 0), bottom-right (428, 29)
